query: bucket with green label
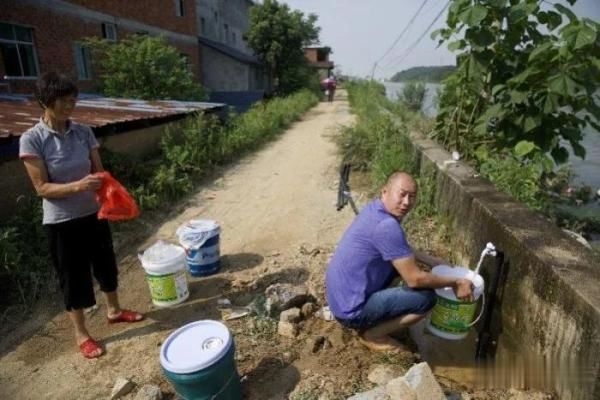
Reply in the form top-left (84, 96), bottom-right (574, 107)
top-left (139, 241), bottom-right (190, 307)
top-left (427, 265), bottom-right (485, 340)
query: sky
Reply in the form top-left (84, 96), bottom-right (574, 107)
top-left (280, 0), bottom-right (600, 80)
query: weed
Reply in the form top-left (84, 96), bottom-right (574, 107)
top-left (291, 390), bottom-right (320, 400)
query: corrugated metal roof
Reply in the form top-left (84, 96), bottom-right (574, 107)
top-left (0, 94), bottom-right (225, 139)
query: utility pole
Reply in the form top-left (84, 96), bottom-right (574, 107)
top-left (370, 62), bottom-right (378, 81)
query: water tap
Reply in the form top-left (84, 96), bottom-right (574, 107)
top-left (475, 242), bottom-right (497, 275)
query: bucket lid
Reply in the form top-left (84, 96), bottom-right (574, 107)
top-left (176, 219), bottom-right (220, 250)
top-left (160, 320), bottom-right (232, 374)
top-left (138, 241), bottom-right (186, 272)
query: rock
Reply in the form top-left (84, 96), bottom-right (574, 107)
top-left (301, 302), bottom-right (318, 318)
top-left (305, 336), bottom-right (326, 353)
top-left (277, 321), bottom-right (299, 338)
top-left (280, 307), bottom-right (302, 323)
top-left (367, 365), bottom-right (398, 385)
top-left (110, 377), bottom-right (135, 399)
top-left (315, 306), bottom-right (334, 321)
top-left (265, 283), bottom-right (311, 316)
top-left (134, 384), bottom-right (162, 400)
top-left (385, 377), bottom-right (416, 400)
top-left (562, 228), bottom-right (592, 249)
top-left (402, 362), bottom-right (445, 400)
top-left (346, 386), bottom-right (390, 400)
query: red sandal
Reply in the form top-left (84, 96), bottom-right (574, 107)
top-left (79, 338), bottom-right (103, 359)
top-left (107, 309), bottom-right (144, 324)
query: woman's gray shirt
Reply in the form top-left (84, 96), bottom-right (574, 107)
top-left (19, 119), bottom-right (100, 224)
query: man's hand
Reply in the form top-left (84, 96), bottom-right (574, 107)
top-left (453, 278), bottom-right (474, 302)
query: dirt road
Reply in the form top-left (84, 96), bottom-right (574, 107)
top-left (0, 93), bottom-right (368, 400)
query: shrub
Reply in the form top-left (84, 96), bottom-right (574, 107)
top-left (400, 81), bottom-right (427, 112)
top-left (84, 35), bottom-right (207, 101)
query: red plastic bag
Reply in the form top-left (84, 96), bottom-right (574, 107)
top-left (94, 172), bottom-right (140, 221)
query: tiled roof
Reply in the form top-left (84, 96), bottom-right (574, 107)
top-left (0, 94), bottom-right (225, 139)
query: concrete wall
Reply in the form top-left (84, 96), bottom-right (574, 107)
top-left (200, 45), bottom-right (250, 91)
top-left (196, 0), bottom-right (253, 54)
top-left (407, 131), bottom-right (600, 399)
top-left (0, 119), bottom-right (188, 222)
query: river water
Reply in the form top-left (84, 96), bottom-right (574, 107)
top-left (384, 81), bottom-right (600, 191)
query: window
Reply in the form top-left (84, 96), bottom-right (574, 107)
top-left (223, 24), bottom-right (229, 43)
top-left (214, 11), bottom-right (218, 21)
top-left (232, 32), bottom-right (236, 45)
top-left (200, 17), bottom-right (206, 36)
top-left (0, 22), bottom-right (39, 77)
top-left (175, 0), bottom-right (185, 17)
top-left (73, 43), bottom-right (92, 80)
top-left (101, 22), bottom-right (117, 41)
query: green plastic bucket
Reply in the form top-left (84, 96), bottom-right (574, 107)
top-left (426, 265), bottom-right (485, 340)
top-left (160, 320), bottom-right (242, 400)
top-left (139, 241), bottom-right (189, 307)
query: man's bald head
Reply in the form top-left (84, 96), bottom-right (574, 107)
top-left (381, 171), bottom-right (418, 218)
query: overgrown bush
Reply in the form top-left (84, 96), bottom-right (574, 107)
top-left (400, 81), bottom-right (428, 112)
top-left (84, 35), bottom-right (207, 101)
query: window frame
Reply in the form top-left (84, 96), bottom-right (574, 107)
top-left (175, 0), bottom-right (185, 17)
top-left (101, 22), bottom-right (117, 42)
top-left (0, 22), bottom-right (40, 78)
top-left (73, 42), bottom-right (92, 80)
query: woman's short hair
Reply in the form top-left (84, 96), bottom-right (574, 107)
top-left (35, 72), bottom-right (79, 109)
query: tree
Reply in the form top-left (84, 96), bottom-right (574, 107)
top-left (84, 35), bottom-right (206, 101)
top-left (245, 0), bottom-right (321, 95)
top-left (433, 0), bottom-right (600, 167)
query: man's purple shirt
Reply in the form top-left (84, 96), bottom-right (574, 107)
top-left (325, 199), bottom-right (413, 319)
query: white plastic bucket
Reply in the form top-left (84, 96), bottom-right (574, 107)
top-left (176, 220), bottom-right (221, 277)
top-left (426, 265), bottom-right (485, 340)
top-left (139, 241), bottom-right (189, 307)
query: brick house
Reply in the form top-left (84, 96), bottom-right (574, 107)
top-left (0, 0), bottom-right (264, 95)
top-left (304, 46), bottom-right (334, 80)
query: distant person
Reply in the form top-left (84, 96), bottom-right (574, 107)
top-left (19, 72), bottom-right (143, 359)
top-left (326, 76), bottom-right (337, 102)
top-left (325, 171), bottom-right (473, 352)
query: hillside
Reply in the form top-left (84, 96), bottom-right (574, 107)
top-left (389, 65), bottom-right (456, 83)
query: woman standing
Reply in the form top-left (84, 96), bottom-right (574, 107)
top-left (19, 72), bottom-right (143, 359)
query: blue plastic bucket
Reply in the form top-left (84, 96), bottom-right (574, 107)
top-left (176, 220), bottom-right (221, 277)
top-left (160, 320), bottom-right (242, 400)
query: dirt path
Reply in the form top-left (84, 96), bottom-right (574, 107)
top-left (0, 93), bottom-right (367, 400)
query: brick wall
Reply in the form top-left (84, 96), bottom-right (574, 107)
top-left (67, 0), bottom-right (197, 36)
top-left (304, 49), bottom-right (318, 63)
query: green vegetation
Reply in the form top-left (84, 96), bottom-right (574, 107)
top-left (432, 0), bottom-right (600, 212)
top-left (399, 81), bottom-right (428, 112)
top-left (0, 91), bottom-right (318, 315)
top-left (390, 65), bottom-right (456, 83)
top-left (83, 35), bottom-right (207, 101)
top-left (245, 0), bottom-right (321, 95)
top-left (341, 80), bottom-right (435, 222)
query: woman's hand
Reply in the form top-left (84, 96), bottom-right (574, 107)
top-left (77, 174), bottom-right (103, 192)
top-left (453, 278), bottom-right (474, 302)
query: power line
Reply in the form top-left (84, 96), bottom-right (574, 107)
top-left (375, 0), bottom-right (429, 66)
top-left (379, 0), bottom-right (451, 72)
top-left (370, 0), bottom-right (429, 79)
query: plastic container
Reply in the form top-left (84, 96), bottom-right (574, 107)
top-left (139, 241), bottom-right (189, 307)
top-left (160, 320), bottom-right (242, 400)
top-left (176, 220), bottom-right (221, 277)
top-left (426, 265), bottom-right (485, 340)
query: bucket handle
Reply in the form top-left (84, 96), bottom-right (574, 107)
top-left (467, 291), bottom-right (485, 328)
